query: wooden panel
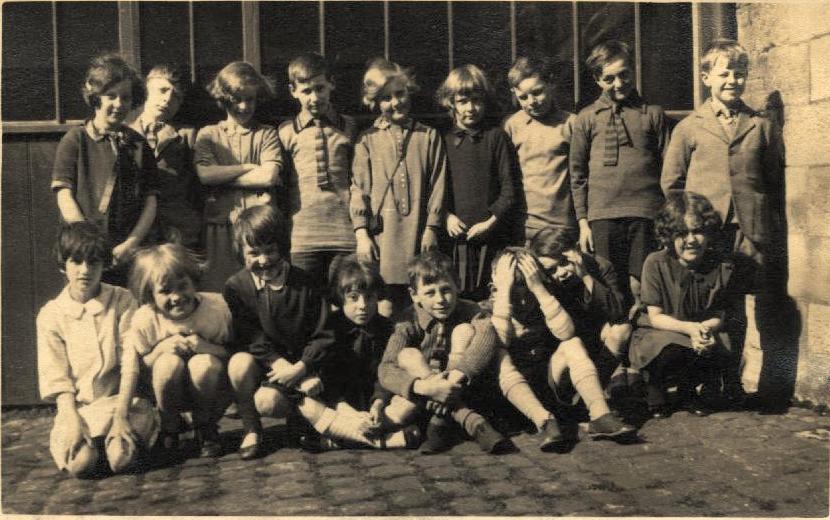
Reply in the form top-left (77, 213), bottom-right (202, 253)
top-left (389, 2), bottom-right (449, 113)
top-left (56, 2), bottom-right (119, 120)
top-left (577, 2), bottom-right (636, 108)
top-left (640, 3), bottom-right (694, 110)
top-left (192, 1), bottom-right (243, 88)
top-left (1, 2), bottom-right (56, 121)
top-left (515, 2), bottom-right (574, 112)
top-left (325, 1), bottom-right (385, 114)
top-left (139, 2), bottom-right (191, 78)
top-left (1, 140), bottom-right (37, 404)
top-left (29, 139), bottom-right (65, 315)
top-left (259, 1), bottom-right (321, 119)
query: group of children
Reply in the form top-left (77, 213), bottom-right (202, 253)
top-left (39, 36), bottom-right (783, 477)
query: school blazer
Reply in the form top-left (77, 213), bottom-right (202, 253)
top-left (661, 99), bottom-right (784, 246)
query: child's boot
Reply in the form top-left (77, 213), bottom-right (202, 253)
top-left (195, 424), bottom-right (223, 458)
top-left (420, 416), bottom-right (455, 454)
top-left (587, 413), bottom-right (637, 442)
top-left (472, 420), bottom-right (514, 454)
top-left (536, 417), bottom-right (566, 452)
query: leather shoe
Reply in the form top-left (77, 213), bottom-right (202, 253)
top-left (537, 418), bottom-right (566, 452)
top-left (238, 431), bottom-right (263, 460)
top-left (473, 421), bottom-right (514, 454)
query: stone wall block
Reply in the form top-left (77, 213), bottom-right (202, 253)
top-left (787, 232), bottom-right (810, 299)
top-left (785, 166), bottom-right (810, 233)
top-left (782, 101), bottom-right (830, 166)
top-left (802, 235), bottom-right (830, 305)
top-left (810, 35), bottom-right (830, 101)
top-left (768, 42), bottom-right (811, 105)
top-left (807, 166), bottom-right (830, 237)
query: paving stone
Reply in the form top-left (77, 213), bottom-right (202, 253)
top-left (417, 464), bottom-right (462, 481)
top-left (271, 497), bottom-right (328, 515)
top-left (322, 475), bottom-right (369, 488)
top-left (359, 451), bottom-right (401, 467)
top-left (367, 463), bottom-right (415, 479)
top-left (472, 464), bottom-right (511, 481)
top-left (389, 489), bottom-right (432, 509)
top-left (434, 480), bottom-right (476, 497)
top-left (328, 484), bottom-right (378, 504)
top-left (484, 481), bottom-right (523, 498)
top-left (262, 479), bottom-right (317, 498)
top-left (318, 464), bottom-right (355, 478)
top-left (450, 496), bottom-right (501, 515)
top-left (502, 496), bottom-right (551, 515)
top-left (334, 500), bottom-right (390, 515)
top-left (377, 475), bottom-right (423, 493)
top-left (409, 453), bottom-right (453, 467)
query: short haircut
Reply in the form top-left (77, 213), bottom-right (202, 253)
top-left (407, 250), bottom-right (457, 290)
top-left (231, 205), bottom-right (289, 262)
top-left (655, 191), bottom-right (723, 250)
top-left (507, 54), bottom-right (556, 88)
top-left (528, 226), bottom-right (580, 262)
top-left (129, 243), bottom-right (205, 306)
top-left (145, 63), bottom-right (189, 95)
top-left (208, 61), bottom-right (275, 110)
top-left (287, 52), bottom-right (332, 85)
top-left (328, 254), bottom-right (383, 307)
top-left (361, 57), bottom-right (419, 110)
top-left (436, 64), bottom-right (493, 111)
top-left (82, 53), bottom-right (145, 109)
top-left (54, 221), bottom-right (112, 270)
top-left (585, 40), bottom-right (634, 79)
top-left (701, 38), bottom-right (749, 73)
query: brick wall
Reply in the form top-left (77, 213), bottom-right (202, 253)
top-left (737, 3), bottom-right (830, 404)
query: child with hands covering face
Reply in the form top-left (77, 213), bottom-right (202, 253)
top-left (487, 247), bottom-right (637, 449)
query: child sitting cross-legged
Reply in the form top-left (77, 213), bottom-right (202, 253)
top-left (122, 243), bottom-right (231, 459)
top-left (37, 222), bottom-right (159, 477)
top-left (487, 247), bottom-right (637, 448)
top-left (378, 251), bottom-right (513, 454)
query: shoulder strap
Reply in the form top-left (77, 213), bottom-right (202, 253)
top-left (372, 126), bottom-right (415, 216)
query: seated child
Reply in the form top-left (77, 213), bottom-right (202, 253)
top-left (222, 204), bottom-right (334, 459)
top-left (37, 222), bottom-right (158, 477)
top-left (293, 255), bottom-right (421, 450)
top-left (378, 251), bottom-right (512, 454)
top-left (528, 227), bottom-right (633, 389)
top-left (437, 64), bottom-right (520, 301)
top-left (122, 243), bottom-right (230, 458)
top-left (52, 53), bottom-right (160, 287)
top-left (629, 191), bottom-right (750, 418)
top-left (487, 247), bottom-right (636, 448)
top-left (132, 64), bottom-right (204, 251)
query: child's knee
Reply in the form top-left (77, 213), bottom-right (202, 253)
top-left (228, 352), bottom-right (258, 384)
top-left (105, 436), bottom-right (138, 474)
top-left (152, 353), bottom-right (187, 382)
top-left (65, 443), bottom-right (100, 478)
top-left (397, 348), bottom-right (429, 375)
top-left (450, 323), bottom-right (475, 354)
top-left (602, 323), bottom-right (632, 357)
top-left (187, 353), bottom-right (224, 384)
top-left (254, 386), bottom-right (291, 418)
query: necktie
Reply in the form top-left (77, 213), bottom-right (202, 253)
top-left (428, 321), bottom-right (448, 372)
top-left (603, 105), bottom-right (631, 167)
top-left (723, 110), bottom-right (737, 139)
top-left (145, 122), bottom-right (163, 149)
top-left (312, 118), bottom-right (331, 189)
top-left (106, 130), bottom-right (126, 157)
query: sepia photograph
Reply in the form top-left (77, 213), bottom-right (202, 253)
top-left (2, 0), bottom-right (829, 516)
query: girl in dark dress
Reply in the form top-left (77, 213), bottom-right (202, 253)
top-left (629, 191), bottom-right (750, 418)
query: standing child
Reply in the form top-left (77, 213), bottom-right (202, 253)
top-left (629, 192), bottom-right (751, 418)
top-left (51, 53), bottom-right (160, 287)
top-left (487, 247), bottom-right (636, 449)
top-left (661, 39), bottom-right (785, 406)
top-left (132, 64), bottom-right (203, 252)
top-left (122, 244), bottom-right (231, 458)
top-left (437, 65), bottom-right (519, 301)
top-left (378, 251), bottom-right (512, 454)
top-left (503, 55), bottom-right (577, 245)
top-left (279, 53), bottom-right (359, 288)
top-left (37, 222), bottom-right (158, 477)
top-left (194, 61), bottom-right (283, 292)
top-left (351, 59), bottom-right (448, 316)
top-left (223, 205), bottom-right (334, 460)
top-left (570, 40), bottom-right (670, 314)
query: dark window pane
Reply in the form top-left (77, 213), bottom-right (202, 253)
top-left (193, 1), bottom-right (242, 88)
top-left (56, 1), bottom-right (118, 120)
top-left (452, 2), bottom-right (511, 98)
top-left (140, 2), bottom-right (191, 78)
top-left (577, 2), bottom-right (635, 108)
top-left (325, 1), bottom-right (384, 114)
top-left (641, 3), bottom-right (693, 110)
top-left (389, 2), bottom-right (449, 114)
top-left (260, 1), bottom-right (320, 119)
top-left (515, 2), bottom-right (574, 112)
top-left (2, 2), bottom-right (56, 120)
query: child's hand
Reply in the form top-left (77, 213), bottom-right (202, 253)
top-left (183, 334), bottom-right (208, 354)
top-left (299, 376), bottom-right (323, 397)
top-left (58, 408), bottom-right (89, 462)
top-left (156, 334), bottom-right (194, 358)
top-left (368, 399), bottom-right (385, 427)
top-left (446, 213), bottom-right (468, 238)
top-left (267, 360), bottom-right (307, 388)
top-left (417, 373), bottom-right (462, 406)
top-left (106, 415), bottom-right (137, 455)
top-left (517, 252), bottom-right (547, 294)
top-left (420, 228), bottom-right (439, 252)
top-left (356, 229), bottom-right (379, 262)
top-left (578, 220), bottom-right (594, 253)
top-left (562, 250), bottom-right (588, 279)
top-left (112, 238), bottom-right (139, 266)
top-left (466, 216), bottom-right (497, 242)
top-left (689, 323), bottom-right (716, 353)
top-left (492, 254), bottom-right (517, 294)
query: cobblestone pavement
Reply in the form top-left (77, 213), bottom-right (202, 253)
top-left (3, 406), bottom-right (828, 516)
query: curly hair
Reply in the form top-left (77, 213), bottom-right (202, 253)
top-left (54, 221), bottom-right (112, 270)
top-left (328, 254), bottom-right (384, 307)
top-left (361, 57), bottom-right (419, 110)
top-left (82, 53), bottom-right (145, 110)
top-left (655, 191), bottom-right (723, 250)
top-left (207, 61), bottom-right (275, 110)
top-left (436, 64), bottom-right (493, 112)
top-left (129, 243), bottom-right (206, 306)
